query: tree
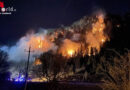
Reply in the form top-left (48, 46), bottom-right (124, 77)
top-left (0, 49), bottom-right (10, 81)
top-left (98, 49), bottom-right (130, 90)
top-left (39, 52), bottom-right (66, 81)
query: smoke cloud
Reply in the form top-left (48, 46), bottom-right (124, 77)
top-left (0, 30), bottom-right (56, 62)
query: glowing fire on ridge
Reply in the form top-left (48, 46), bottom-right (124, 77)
top-left (26, 12), bottom-right (109, 58)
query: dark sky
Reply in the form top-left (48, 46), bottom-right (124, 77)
top-left (0, 0), bottom-right (130, 45)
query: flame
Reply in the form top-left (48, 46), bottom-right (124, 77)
top-left (55, 13), bottom-right (108, 57)
top-left (21, 12), bottom-right (109, 58)
top-left (101, 38), bottom-right (105, 43)
top-left (85, 14), bottom-right (108, 55)
top-left (29, 77), bottom-right (47, 82)
top-left (58, 39), bottom-right (81, 58)
top-left (34, 58), bottom-right (42, 65)
top-left (88, 46), bottom-right (91, 56)
top-left (68, 49), bottom-right (74, 57)
top-left (27, 35), bottom-right (54, 52)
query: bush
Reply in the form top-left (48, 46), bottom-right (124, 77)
top-left (98, 49), bottom-right (130, 90)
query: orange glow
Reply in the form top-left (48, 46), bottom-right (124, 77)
top-left (28, 77), bottom-right (47, 82)
top-left (27, 35), bottom-right (53, 52)
top-left (34, 58), bottom-right (42, 65)
top-left (101, 38), bottom-right (105, 43)
top-left (58, 39), bottom-right (81, 58)
top-left (85, 14), bottom-right (108, 55)
top-left (58, 13), bottom-right (108, 57)
top-left (88, 46), bottom-right (91, 56)
top-left (68, 50), bottom-right (74, 57)
top-left (25, 13), bottom-right (109, 58)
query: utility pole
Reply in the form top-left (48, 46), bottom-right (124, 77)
top-left (24, 46), bottom-right (34, 90)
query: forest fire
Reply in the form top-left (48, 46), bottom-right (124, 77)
top-left (0, 11), bottom-right (110, 70)
top-left (24, 12), bottom-right (109, 58)
top-left (0, 11), bottom-right (112, 84)
top-left (0, 0), bottom-right (129, 89)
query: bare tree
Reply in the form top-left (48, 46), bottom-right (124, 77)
top-left (98, 49), bottom-right (130, 90)
top-left (0, 49), bottom-right (10, 81)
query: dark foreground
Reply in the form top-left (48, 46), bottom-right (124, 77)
top-left (0, 81), bottom-right (102, 90)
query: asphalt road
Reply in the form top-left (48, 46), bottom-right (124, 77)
top-left (0, 81), bottom-right (102, 90)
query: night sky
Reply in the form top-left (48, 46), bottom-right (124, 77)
top-left (0, 0), bottom-right (130, 45)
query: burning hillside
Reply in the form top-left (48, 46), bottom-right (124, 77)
top-left (0, 11), bottom-right (111, 80)
top-left (1, 11), bottom-right (110, 61)
top-left (25, 12), bottom-right (109, 58)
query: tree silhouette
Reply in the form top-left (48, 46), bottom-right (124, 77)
top-left (0, 49), bottom-right (10, 81)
